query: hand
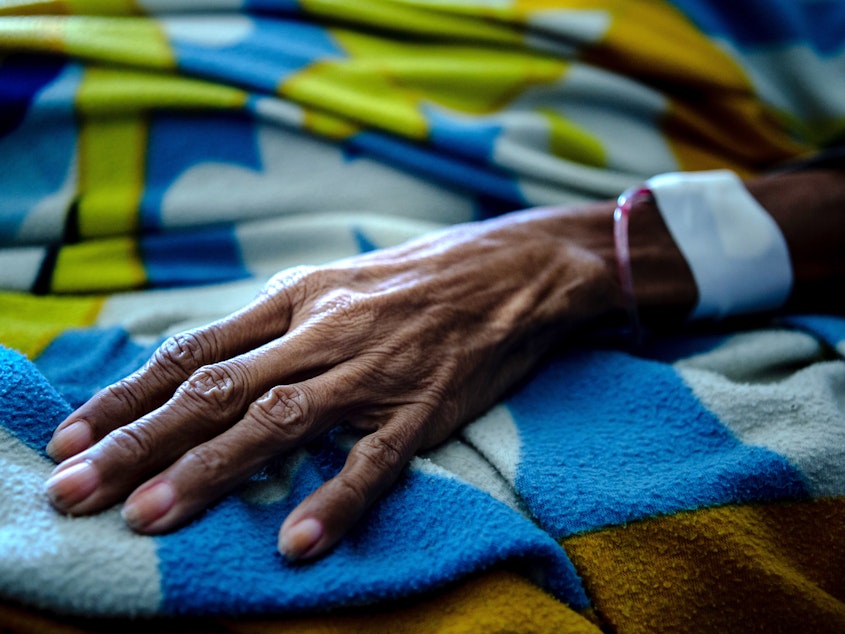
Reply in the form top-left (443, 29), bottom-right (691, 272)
top-left (44, 206), bottom-right (622, 560)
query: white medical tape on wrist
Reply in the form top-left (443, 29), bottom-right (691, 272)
top-left (646, 170), bottom-right (794, 320)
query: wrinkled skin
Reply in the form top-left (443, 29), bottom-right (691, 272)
top-left (44, 206), bottom-right (625, 559)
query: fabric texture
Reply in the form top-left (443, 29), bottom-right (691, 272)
top-left (1, 1), bottom-right (844, 631)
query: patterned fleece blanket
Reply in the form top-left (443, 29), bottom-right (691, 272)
top-left (1, 1), bottom-right (844, 632)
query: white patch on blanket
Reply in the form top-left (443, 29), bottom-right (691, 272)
top-left (236, 212), bottom-right (446, 278)
top-left (547, 65), bottom-right (675, 175)
top-left (96, 278), bottom-right (264, 339)
top-left (461, 405), bottom-right (522, 487)
top-left (678, 331), bottom-right (845, 497)
top-left (0, 246), bottom-right (47, 291)
top-left (675, 330), bottom-right (823, 384)
top-left (492, 65), bottom-right (676, 202)
top-left (0, 430), bottom-right (161, 616)
top-left (528, 9), bottom-right (611, 44)
top-left (253, 96), bottom-right (306, 128)
top-left (139, 0), bottom-right (245, 12)
top-left (159, 123), bottom-right (476, 230)
top-left (0, 64), bottom-right (81, 246)
top-left (726, 43), bottom-right (845, 137)
top-left (161, 16), bottom-right (254, 48)
top-left (421, 439), bottom-right (530, 517)
top-left (523, 10), bottom-right (610, 58)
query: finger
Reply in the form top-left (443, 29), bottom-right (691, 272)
top-left (45, 359), bottom-right (258, 516)
top-left (44, 325), bottom-right (356, 517)
top-left (278, 408), bottom-right (426, 560)
top-left (117, 366), bottom-right (368, 534)
top-left (45, 270), bottom-right (312, 462)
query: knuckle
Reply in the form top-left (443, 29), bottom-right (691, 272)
top-left (103, 378), bottom-right (146, 416)
top-left (153, 330), bottom-right (212, 377)
top-left (248, 386), bottom-right (310, 440)
top-left (354, 434), bottom-right (406, 475)
top-left (333, 473), bottom-right (370, 510)
top-left (319, 289), bottom-right (360, 315)
top-left (262, 265), bottom-right (318, 305)
top-left (315, 288), bottom-right (355, 313)
top-left (177, 363), bottom-right (247, 416)
top-left (312, 289), bottom-right (375, 335)
top-left (181, 444), bottom-right (233, 481)
top-left (105, 424), bottom-right (155, 462)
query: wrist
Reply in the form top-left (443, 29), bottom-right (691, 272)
top-left (502, 199), bottom-right (696, 332)
top-left (622, 195), bottom-right (697, 328)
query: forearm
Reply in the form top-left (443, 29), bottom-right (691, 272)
top-left (748, 168), bottom-right (845, 313)
top-left (501, 166), bottom-right (845, 332)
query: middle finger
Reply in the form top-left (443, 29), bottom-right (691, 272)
top-left (120, 361), bottom-right (379, 534)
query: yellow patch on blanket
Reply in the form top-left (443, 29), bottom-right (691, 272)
top-left (0, 292), bottom-right (103, 358)
top-left (226, 570), bottom-right (601, 634)
top-left (563, 497), bottom-right (845, 633)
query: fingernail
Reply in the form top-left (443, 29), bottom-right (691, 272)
top-left (122, 481), bottom-right (175, 530)
top-left (46, 420), bottom-right (92, 461)
top-left (44, 460), bottom-right (99, 510)
top-left (279, 518), bottom-right (323, 560)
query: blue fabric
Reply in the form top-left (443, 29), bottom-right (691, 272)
top-left (782, 314), bottom-right (845, 351)
top-left (142, 113), bottom-right (262, 231)
top-left (669, 0), bottom-right (845, 55)
top-left (35, 328), bottom-right (156, 409)
top-left (510, 349), bottom-right (808, 537)
top-left (157, 450), bottom-right (588, 615)
top-left (246, 0), bottom-right (300, 12)
top-left (349, 131), bottom-right (527, 207)
top-left (0, 55), bottom-right (65, 140)
top-left (171, 18), bottom-right (345, 92)
top-left (0, 346), bottom-right (70, 458)
top-left (425, 105), bottom-right (504, 163)
top-left (141, 225), bottom-right (251, 287)
top-left (5, 309), bottom-right (844, 616)
top-left (0, 63), bottom-right (79, 244)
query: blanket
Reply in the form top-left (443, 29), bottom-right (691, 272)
top-left (1, 1), bottom-right (844, 632)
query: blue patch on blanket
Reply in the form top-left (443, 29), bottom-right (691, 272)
top-left (141, 225), bottom-right (250, 287)
top-left (669, 0), bottom-right (845, 55)
top-left (168, 17), bottom-right (345, 92)
top-left (509, 349), bottom-right (808, 537)
top-left (425, 105), bottom-right (503, 163)
top-left (142, 112), bottom-right (262, 231)
top-left (0, 55), bottom-right (66, 140)
top-left (349, 131), bottom-right (527, 207)
top-left (781, 314), bottom-right (845, 356)
top-left (245, 0), bottom-right (300, 13)
top-left (157, 447), bottom-right (589, 614)
top-left (35, 328), bottom-right (156, 409)
top-left (0, 346), bottom-right (71, 457)
top-left (0, 63), bottom-right (79, 244)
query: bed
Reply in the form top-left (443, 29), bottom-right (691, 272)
top-left (1, 1), bottom-right (844, 632)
